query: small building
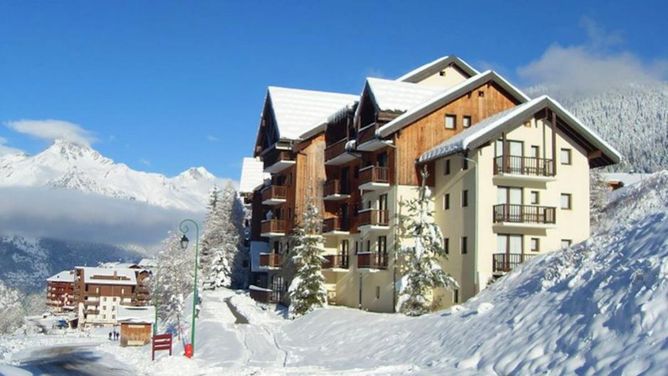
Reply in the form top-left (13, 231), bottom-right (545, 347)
top-left (117, 305), bottom-right (155, 347)
top-left (46, 270), bottom-right (75, 313)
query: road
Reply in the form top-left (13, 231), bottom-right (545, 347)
top-left (15, 344), bottom-right (135, 376)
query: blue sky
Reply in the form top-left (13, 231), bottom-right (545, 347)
top-left (0, 0), bottom-right (666, 180)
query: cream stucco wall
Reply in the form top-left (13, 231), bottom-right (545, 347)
top-left (413, 66), bottom-right (469, 89)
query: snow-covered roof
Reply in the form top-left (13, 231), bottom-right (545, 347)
top-left (377, 70), bottom-right (531, 138)
top-left (47, 270), bottom-right (75, 283)
top-left (267, 86), bottom-right (358, 140)
top-left (76, 267), bottom-right (137, 286)
top-left (419, 95), bottom-right (622, 165)
top-left (138, 258), bottom-right (157, 268)
top-left (602, 173), bottom-right (645, 187)
top-left (117, 305), bottom-right (155, 324)
top-left (239, 157), bottom-right (268, 194)
top-left (397, 55), bottom-right (479, 82)
top-left (366, 78), bottom-right (443, 113)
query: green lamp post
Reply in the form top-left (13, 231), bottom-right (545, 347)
top-left (179, 219), bottom-right (200, 357)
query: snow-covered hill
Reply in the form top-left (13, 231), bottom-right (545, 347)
top-left (528, 83), bottom-right (668, 173)
top-left (0, 139), bottom-right (224, 211)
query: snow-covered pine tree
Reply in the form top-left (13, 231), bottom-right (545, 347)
top-left (199, 185), bottom-right (220, 280)
top-left (397, 166), bottom-right (459, 316)
top-left (287, 200), bottom-right (327, 317)
top-left (590, 168), bottom-right (609, 230)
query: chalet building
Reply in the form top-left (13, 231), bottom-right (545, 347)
top-left (46, 270), bottom-right (75, 313)
top-left (74, 266), bottom-right (151, 327)
top-left (242, 55), bottom-right (620, 312)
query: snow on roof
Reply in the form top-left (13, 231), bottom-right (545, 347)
top-left (602, 173), bottom-right (645, 187)
top-left (397, 55), bottom-right (479, 82)
top-left (76, 266), bottom-right (137, 286)
top-left (239, 157), bottom-right (268, 194)
top-left (419, 95), bottom-right (622, 165)
top-left (138, 258), bottom-right (157, 268)
top-left (117, 305), bottom-right (155, 324)
top-left (377, 70), bottom-right (531, 138)
top-left (366, 77), bottom-right (443, 113)
top-left (47, 270), bottom-right (75, 283)
top-left (267, 86), bottom-right (357, 140)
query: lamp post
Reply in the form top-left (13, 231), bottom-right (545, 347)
top-left (179, 219), bottom-right (200, 357)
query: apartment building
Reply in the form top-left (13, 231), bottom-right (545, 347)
top-left (243, 55), bottom-right (620, 312)
top-left (46, 270), bottom-right (76, 313)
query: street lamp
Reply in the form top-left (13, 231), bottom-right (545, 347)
top-left (179, 219), bottom-right (200, 358)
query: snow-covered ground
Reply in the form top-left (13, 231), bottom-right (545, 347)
top-left (2, 171), bottom-right (668, 375)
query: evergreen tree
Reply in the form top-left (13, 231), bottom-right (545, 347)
top-left (287, 201), bottom-right (327, 317)
top-left (590, 168), bottom-right (609, 231)
top-left (397, 166), bottom-right (459, 316)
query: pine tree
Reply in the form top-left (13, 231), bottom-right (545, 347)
top-left (590, 168), bottom-right (609, 231)
top-left (397, 166), bottom-right (459, 316)
top-left (287, 201), bottom-right (328, 317)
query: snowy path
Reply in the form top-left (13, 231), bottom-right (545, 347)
top-left (13, 343), bottom-right (135, 375)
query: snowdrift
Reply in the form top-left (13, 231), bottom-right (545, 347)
top-left (278, 171), bottom-right (668, 374)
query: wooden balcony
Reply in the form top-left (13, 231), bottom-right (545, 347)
top-left (493, 156), bottom-right (555, 179)
top-left (325, 138), bottom-right (357, 165)
top-left (323, 180), bottom-right (350, 200)
top-left (359, 166), bottom-right (390, 190)
top-left (261, 185), bottom-right (287, 205)
top-left (357, 123), bottom-right (376, 146)
top-left (492, 253), bottom-right (537, 273)
top-left (357, 209), bottom-right (389, 231)
top-left (322, 216), bottom-right (350, 234)
top-left (259, 253), bottom-right (282, 269)
top-left (260, 219), bottom-right (287, 237)
top-left (322, 254), bottom-right (349, 270)
top-left (493, 204), bottom-right (556, 225)
top-left (357, 253), bottom-right (388, 270)
top-left (263, 149), bottom-right (295, 174)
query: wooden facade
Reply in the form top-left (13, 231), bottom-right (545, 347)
top-left (120, 322), bottom-right (152, 347)
top-left (46, 280), bottom-right (75, 312)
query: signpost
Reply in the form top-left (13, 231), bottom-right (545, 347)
top-left (152, 333), bottom-right (172, 361)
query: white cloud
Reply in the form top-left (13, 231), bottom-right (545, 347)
top-left (518, 18), bottom-right (668, 94)
top-left (206, 135), bottom-right (219, 142)
top-left (4, 119), bottom-right (97, 146)
top-left (0, 137), bottom-right (24, 156)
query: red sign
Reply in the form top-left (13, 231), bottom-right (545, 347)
top-left (152, 333), bottom-right (173, 361)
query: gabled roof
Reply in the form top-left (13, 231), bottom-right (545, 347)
top-left (47, 270), bottom-right (75, 283)
top-left (267, 86), bottom-right (357, 140)
top-left (239, 157), bottom-right (268, 194)
top-left (397, 55), bottom-right (479, 83)
top-left (366, 77), bottom-right (443, 113)
top-left (299, 102), bottom-right (358, 140)
top-left (117, 305), bottom-right (155, 324)
top-left (376, 70), bottom-right (531, 138)
top-left (76, 266), bottom-right (137, 286)
top-left (418, 95), bottom-right (622, 166)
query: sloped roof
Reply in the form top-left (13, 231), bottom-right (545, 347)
top-left (239, 157), bottom-right (268, 194)
top-left (76, 266), bottom-right (137, 286)
top-left (418, 95), bottom-right (622, 166)
top-left (267, 86), bottom-right (357, 140)
top-left (47, 270), bottom-right (75, 283)
top-left (117, 305), bottom-right (155, 324)
top-left (377, 70), bottom-right (531, 138)
top-left (366, 78), bottom-right (443, 113)
top-left (397, 55), bottom-right (479, 83)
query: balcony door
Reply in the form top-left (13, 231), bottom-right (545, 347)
top-left (378, 194), bottom-right (388, 224)
top-left (497, 187), bottom-right (522, 205)
top-left (340, 167), bottom-right (350, 194)
top-left (496, 187), bottom-right (522, 222)
top-left (497, 234), bottom-right (522, 256)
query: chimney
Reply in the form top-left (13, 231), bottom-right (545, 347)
top-left (113, 271), bottom-right (117, 278)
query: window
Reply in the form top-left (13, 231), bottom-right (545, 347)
top-left (530, 238), bottom-right (540, 253)
top-left (530, 191), bottom-right (540, 205)
top-left (102, 297), bottom-right (106, 302)
top-left (444, 159), bottom-right (450, 175)
top-left (560, 148), bottom-right (572, 165)
top-left (530, 146), bottom-right (540, 158)
top-left (561, 239), bottom-right (572, 248)
top-left (445, 114), bottom-right (456, 129)
top-left (463, 116), bottom-right (471, 128)
top-left (121, 288), bottom-right (124, 295)
top-left (462, 190), bottom-right (468, 207)
top-left (377, 236), bottom-right (387, 254)
top-left (561, 193), bottom-right (572, 210)
top-left (462, 158), bottom-right (468, 170)
top-left (453, 289), bottom-right (459, 304)
top-left (444, 194), bottom-right (450, 210)
top-left (112, 306), bottom-right (115, 311)
top-left (444, 238), bottom-right (449, 255)
top-left (112, 314), bottom-right (115, 320)
top-left (375, 286), bottom-right (380, 299)
top-left (102, 305), bottom-right (106, 310)
top-left (112, 297), bottom-right (116, 302)
top-left (103, 314), bottom-right (106, 319)
top-left (461, 237), bottom-right (468, 254)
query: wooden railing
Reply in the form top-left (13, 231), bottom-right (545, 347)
top-left (359, 166), bottom-right (389, 186)
top-left (493, 155), bottom-right (554, 177)
top-left (493, 204), bottom-right (556, 224)
top-left (323, 216), bottom-right (350, 233)
top-left (357, 253), bottom-right (388, 269)
top-left (261, 185), bottom-right (287, 202)
top-left (358, 209), bottom-right (389, 227)
top-left (323, 254), bottom-right (349, 269)
top-left (259, 253), bottom-right (282, 268)
top-left (263, 149), bottom-right (294, 168)
top-left (358, 123), bottom-right (377, 145)
top-left (325, 138), bottom-right (349, 162)
top-left (261, 219), bottom-right (287, 234)
top-left (492, 253), bottom-right (537, 272)
top-left (324, 179), bottom-right (349, 197)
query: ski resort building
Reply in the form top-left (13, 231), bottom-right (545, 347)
top-left (241, 55), bottom-right (621, 312)
top-left (46, 270), bottom-right (76, 313)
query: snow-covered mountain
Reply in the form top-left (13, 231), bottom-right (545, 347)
top-left (528, 82), bottom-right (668, 173)
top-left (0, 139), bottom-right (224, 211)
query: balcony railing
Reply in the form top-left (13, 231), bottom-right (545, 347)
top-left (323, 216), bottom-right (350, 233)
top-left (325, 138), bottom-right (349, 162)
top-left (492, 253), bottom-right (537, 272)
top-left (357, 253), bottom-right (388, 270)
top-left (261, 185), bottom-right (287, 204)
top-left (358, 123), bottom-right (377, 145)
top-left (263, 149), bottom-right (295, 173)
top-left (259, 253), bottom-right (282, 268)
top-left (494, 155), bottom-right (555, 177)
top-left (261, 219), bottom-right (287, 235)
top-left (359, 166), bottom-right (389, 186)
top-left (358, 209), bottom-right (389, 228)
top-left (493, 204), bottom-right (556, 224)
top-left (322, 254), bottom-right (349, 269)
top-left (323, 179), bottom-right (350, 198)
